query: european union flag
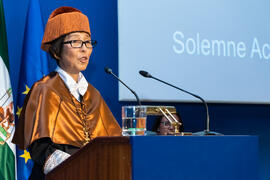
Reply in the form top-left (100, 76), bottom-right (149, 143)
top-left (15, 0), bottom-right (49, 179)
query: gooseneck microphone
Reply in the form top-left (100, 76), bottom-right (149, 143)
top-left (139, 70), bottom-right (220, 135)
top-left (105, 67), bottom-right (141, 106)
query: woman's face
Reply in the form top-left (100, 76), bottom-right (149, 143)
top-left (159, 114), bottom-right (180, 135)
top-left (59, 32), bottom-right (92, 75)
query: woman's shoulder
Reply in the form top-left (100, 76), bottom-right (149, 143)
top-left (87, 83), bottom-right (100, 94)
top-left (31, 72), bottom-right (61, 93)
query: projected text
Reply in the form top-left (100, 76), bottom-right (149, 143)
top-left (173, 31), bottom-right (270, 60)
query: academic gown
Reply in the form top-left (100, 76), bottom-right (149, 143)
top-left (12, 72), bottom-right (121, 179)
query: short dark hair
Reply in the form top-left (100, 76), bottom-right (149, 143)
top-left (48, 35), bottom-right (66, 64)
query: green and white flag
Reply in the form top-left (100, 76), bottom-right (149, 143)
top-left (0, 0), bottom-right (16, 179)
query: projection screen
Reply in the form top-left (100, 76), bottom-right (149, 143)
top-left (118, 0), bottom-right (270, 103)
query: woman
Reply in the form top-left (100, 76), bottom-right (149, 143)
top-left (12, 6), bottom-right (121, 179)
top-left (152, 113), bottom-right (184, 135)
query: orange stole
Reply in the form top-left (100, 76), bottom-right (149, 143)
top-left (12, 72), bottom-right (121, 149)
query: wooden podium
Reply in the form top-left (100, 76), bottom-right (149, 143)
top-left (45, 137), bottom-right (131, 180)
top-left (46, 136), bottom-right (258, 180)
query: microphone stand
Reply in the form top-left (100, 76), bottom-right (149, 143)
top-left (105, 67), bottom-right (142, 106)
top-left (139, 70), bottom-right (221, 135)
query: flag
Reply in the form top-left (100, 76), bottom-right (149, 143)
top-left (15, 0), bottom-right (49, 179)
top-left (0, 0), bottom-right (16, 179)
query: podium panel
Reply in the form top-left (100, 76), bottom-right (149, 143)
top-left (46, 137), bottom-right (131, 180)
top-left (130, 136), bottom-right (258, 180)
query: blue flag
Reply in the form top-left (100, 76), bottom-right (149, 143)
top-left (15, 0), bottom-right (49, 179)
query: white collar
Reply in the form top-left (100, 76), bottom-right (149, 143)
top-left (55, 66), bottom-right (88, 101)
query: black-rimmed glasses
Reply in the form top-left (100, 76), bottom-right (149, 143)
top-left (62, 40), bottom-right (97, 48)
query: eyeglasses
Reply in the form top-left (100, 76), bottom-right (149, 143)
top-left (62, 40), bottom-right (97, 48)
top-left (160, 121), bottom-right (171, 126)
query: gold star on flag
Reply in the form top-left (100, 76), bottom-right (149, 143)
top-left (22, 85), bottom-right (30, 95)
top-left (20, 150), bottom-right (31, 164)
top-left (16, 106), bottom-right (22, 118)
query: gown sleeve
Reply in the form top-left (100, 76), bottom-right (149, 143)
top-left (12, 81), bottom-right (62, 149)
top-left (99, 98), bottom-right (122, 136)
top-left (28, 137), bottom-right (79, 179)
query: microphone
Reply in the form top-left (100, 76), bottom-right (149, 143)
top-left (105, 67), bottom-right (141, 106)
top-left (139, 70), bottom-right (220, 135)
top-left (139, 70), bottom-right (152, 78)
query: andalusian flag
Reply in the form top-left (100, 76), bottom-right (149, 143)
top-left (0, 0), bottom-right (16, 179)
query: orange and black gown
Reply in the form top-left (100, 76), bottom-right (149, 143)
top-left (12, 72), bottom-right (121, 179)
